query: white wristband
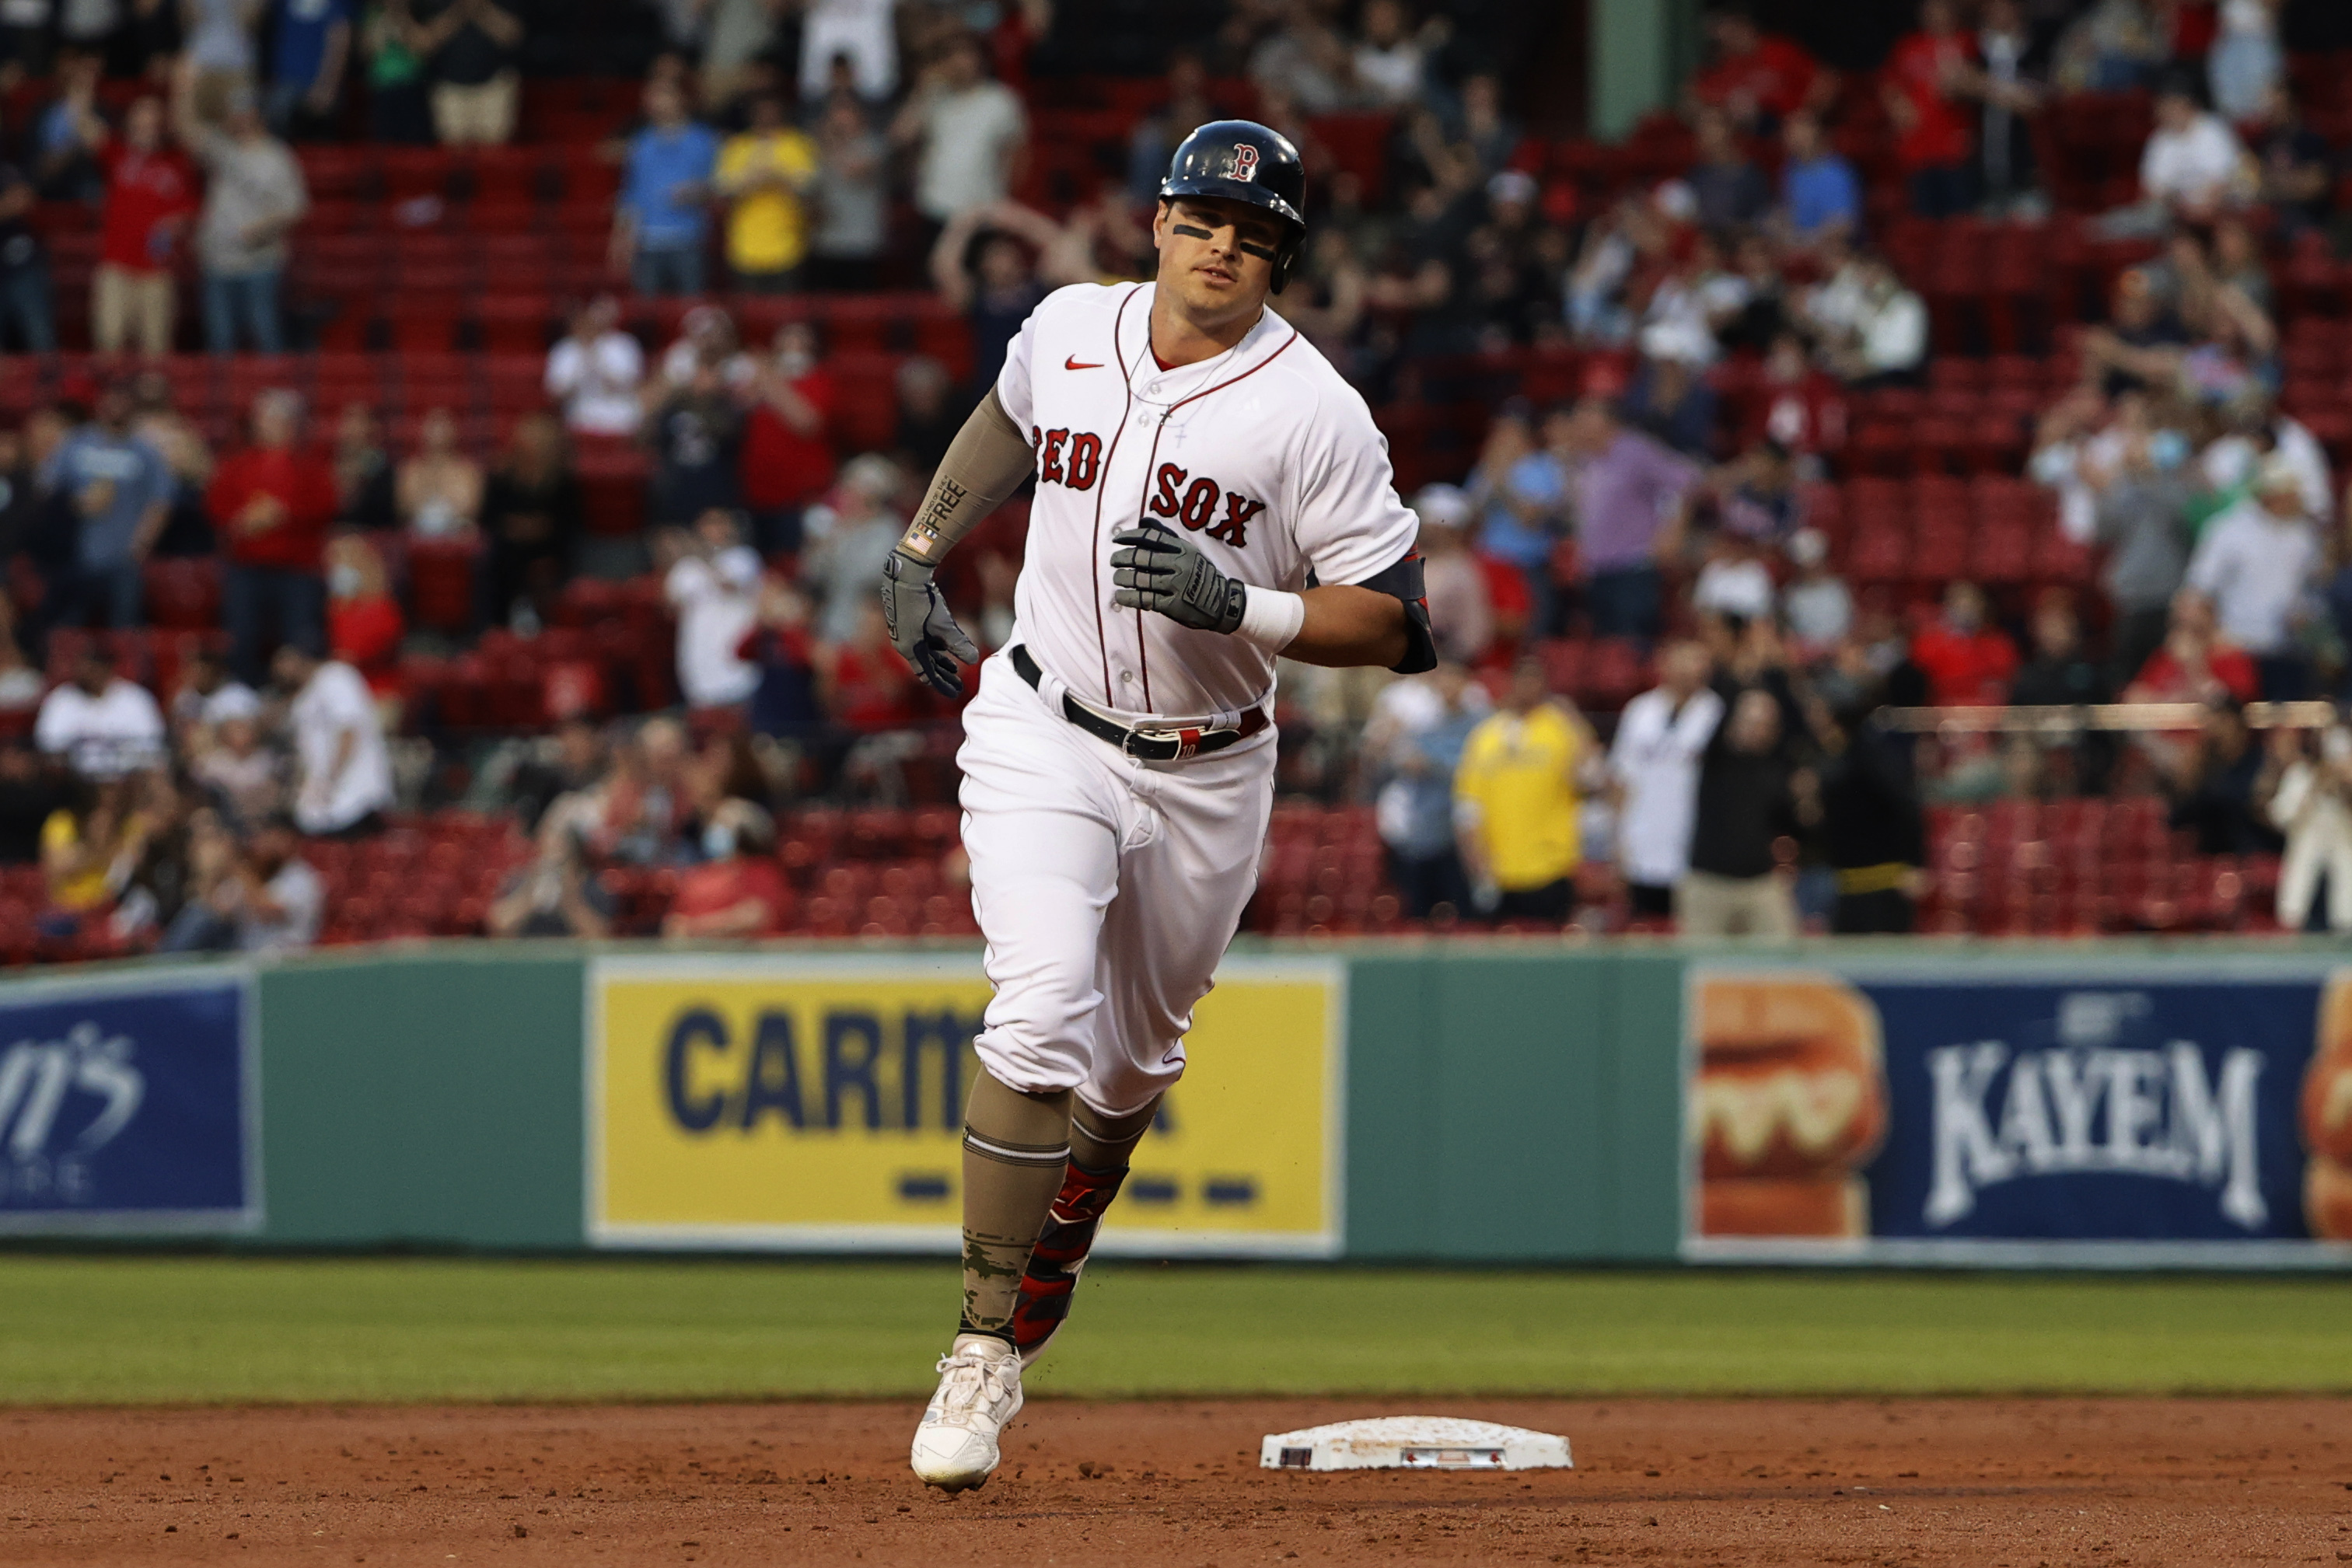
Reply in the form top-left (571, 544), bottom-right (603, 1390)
top-left (1233, 585), bottom-right (1306, 654)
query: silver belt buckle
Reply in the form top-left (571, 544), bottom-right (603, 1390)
top-left (1131, 724), bottom-right (1210, 760)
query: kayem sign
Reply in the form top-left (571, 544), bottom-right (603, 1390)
top-left (1685, 959), bottom-right (2352, 1265)
top-left (587, 952), bottom-right (1344, 1256)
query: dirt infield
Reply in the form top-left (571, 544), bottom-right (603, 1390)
top-left (2, 1398), bottom-right (2346, 1566)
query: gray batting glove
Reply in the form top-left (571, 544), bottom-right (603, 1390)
top-left (881, 547), bottom-right (980, 698)
top-left (1110, 524), bottom-right (1245, 634)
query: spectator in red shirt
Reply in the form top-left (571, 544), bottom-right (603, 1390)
top-left (325, 533), bottom-right (406, 704)
top-left (1472, 538), bottom-right (1533, 659)
top-left (736, 577), bottom-right (827, 742)
top-left (2124, 587), bottom-right (2261, 777)
top-left (1688, 6), bottom-right (1830, 131)
top-left (1752, 330), bottom-right (1847, 468)
top-left (207, 389), bottom-right (339, 685)
top-left (2125, 588), bottom-right (2260, 705)
top-left (662, 798), bottom-right (792, 939)
top-left (1910, 581), bottom-right (2018, 705)
top-left (818, 599), bottom-right (918, 732)
top-left (1882, 0), bottom-right (1977, 218)
top-left (738, 320), bottom-right (836, 558)
top-left (83, 96), bottom-right (198, 357)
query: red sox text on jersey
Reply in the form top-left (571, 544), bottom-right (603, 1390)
top-left (1033, 425), bottom-right (1265, 550)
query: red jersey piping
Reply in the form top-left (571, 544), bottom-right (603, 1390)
top-left (1086, 283), bottom-right (1146, 707)
top-left (1129, 313), bottom-right (1303, 714)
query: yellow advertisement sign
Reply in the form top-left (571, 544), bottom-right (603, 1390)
top-left (588, 953), bottom-right (1344, 1256)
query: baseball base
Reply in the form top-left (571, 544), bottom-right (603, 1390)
top-left (1260, 1416), bottom-right (1573, 1472)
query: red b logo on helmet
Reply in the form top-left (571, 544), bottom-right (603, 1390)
top-left (1232, 144), bottom-right (1259, 181)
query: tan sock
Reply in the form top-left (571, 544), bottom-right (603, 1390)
top-left (959, 1071), bottom-right (1072, 1339)
top-left (1071, 1095), bottom-right (1161, 1173)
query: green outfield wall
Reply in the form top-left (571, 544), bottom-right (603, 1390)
top-left (1340, 947), bottom-right (1686, 1262)
top-left (249, 945), bottom-right (1690, 1259)
top-left (5, 941), bottom-right (2343, 1265)
top-left (257, 950), bottom-right (588, 1248)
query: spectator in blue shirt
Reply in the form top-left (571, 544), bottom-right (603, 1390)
top-left (43, 382), bottom-right (174, 632)
top-left (266, 0), bottom-right (356, 141)
top-left (613, 79), bottom-right (720, 298)
top-left (1464, 401), bottom-right (1567, 637)
top-left (31, 51), bottom-right (105, 203)
top-left (1776, 110), bottom-right (1861, 253)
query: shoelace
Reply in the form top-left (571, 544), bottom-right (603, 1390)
top-left (931, 1351), bottom-right (1008, 1420)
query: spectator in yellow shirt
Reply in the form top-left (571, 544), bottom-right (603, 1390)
top-left (714, 94), bottom-right (818, 292)
top-left (40, 774), bottom-right (151, 923)
top-left (1454, 658), bottom-right (1599, 927)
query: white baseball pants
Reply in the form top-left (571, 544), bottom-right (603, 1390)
top-left (957, 651), bottom-right (1276, 1118)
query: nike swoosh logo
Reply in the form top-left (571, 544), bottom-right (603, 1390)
top-left (1064, 356), bottom-right (1103, 370)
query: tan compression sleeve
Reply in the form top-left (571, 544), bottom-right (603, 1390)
top-left (896, 387), bottom-right (1035, 565)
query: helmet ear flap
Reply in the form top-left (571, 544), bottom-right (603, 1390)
top-left (1270, 234), bottom-right (1301, 295)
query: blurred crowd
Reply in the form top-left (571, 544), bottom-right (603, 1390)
top-left (1349, 596), bottom-right (1937, 938)
top-left (2, 616), bottom-right (833, 948)
top-left (1288, 0), bottom-right (2352, 936)
top-left (9, 631), bottom-right (388, 953)
top-left (7, 0), bottom-right (2352, 943)
top-left (0, 299), bottom-right (991, 947)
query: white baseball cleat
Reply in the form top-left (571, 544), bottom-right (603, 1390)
top-left (910, 1334), bottom-right (1025, 1492)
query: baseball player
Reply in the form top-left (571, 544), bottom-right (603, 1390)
top-left (881, 120), bottom-right (1435, 1492)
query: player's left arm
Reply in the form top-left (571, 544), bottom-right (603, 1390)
top-left (1283, 393), bottom-right (1437, 673)
top-left (1109, 532), bottom-right (1435, 671)
top-left (1284, 566), bottom-right (1426, 671)
top-left (1110, 392), bottom-right (1438, 673)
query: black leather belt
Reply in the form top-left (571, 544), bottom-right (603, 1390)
top-left (1010, 644), bottom-right (1268, 762)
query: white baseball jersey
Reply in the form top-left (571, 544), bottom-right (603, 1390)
top-left (994, 281), bottom-right (1420, 721)
top-left (954, 281), bottom-right (1417, 1114)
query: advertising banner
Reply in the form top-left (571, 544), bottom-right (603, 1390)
top-left (0, 968), bottom-right (258, 1232)
top-left (588, 952), bottom-right (1345, 1256)
top-left (1684, 959), bottom-right (2352, 1265)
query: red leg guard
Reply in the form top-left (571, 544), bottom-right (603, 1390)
top-left (1008, 1160), bottom-right (1127, 1360)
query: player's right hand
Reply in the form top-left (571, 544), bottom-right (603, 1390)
top-left (881, 547), bottom-right (980, 699)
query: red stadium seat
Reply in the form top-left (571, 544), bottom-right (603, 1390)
top-left (379, 146), bottom-right (456, 202)
top-left (1970, 519), bottom-right (2033, 584)
top-left (222, 354), bottom-right (309, 406)
top-left (1908, 525), bottom-right (1968, 584)
top-left (557, 151), bottom-right (622, 204)
top-left (2034, 529), bottom-right (2095, 587)
top-left (407, 538), bottom-right (480, 634)
top-left (1538, 637), bottom-right (1586, 696)
top-left (460, 145), bottom-right (550, 207)
top-left (298, 146), bottom-right (377, 201)
top-left (467, 292), bottom-right (545, 354)
top-left (1582, 638), bottom-right (1648, 711)
top-left (575, 447), bottom-right (651, 536)
top-left (143, 557), bottom-right (222, 629)
top-left (1963, 413), bottom-right (2027, 473)
top-left (1846, 525), bottom-right (1908, 585)
top-left (830, 351), bottom-right (900, 451)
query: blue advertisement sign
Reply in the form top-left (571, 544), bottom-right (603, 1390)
top-left (0, 971), bottom-right (258, 1231)
top-left (1686, 961), bottom-right (2352, 1264)
top-left (1867, 980), bottom-right (2303, 1241)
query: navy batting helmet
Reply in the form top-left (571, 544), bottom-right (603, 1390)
top-left (1159, 119), bottom-right (1307, 293)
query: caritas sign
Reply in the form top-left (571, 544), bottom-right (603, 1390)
top-left (1686, 961), bottom-right (2352, 1265)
